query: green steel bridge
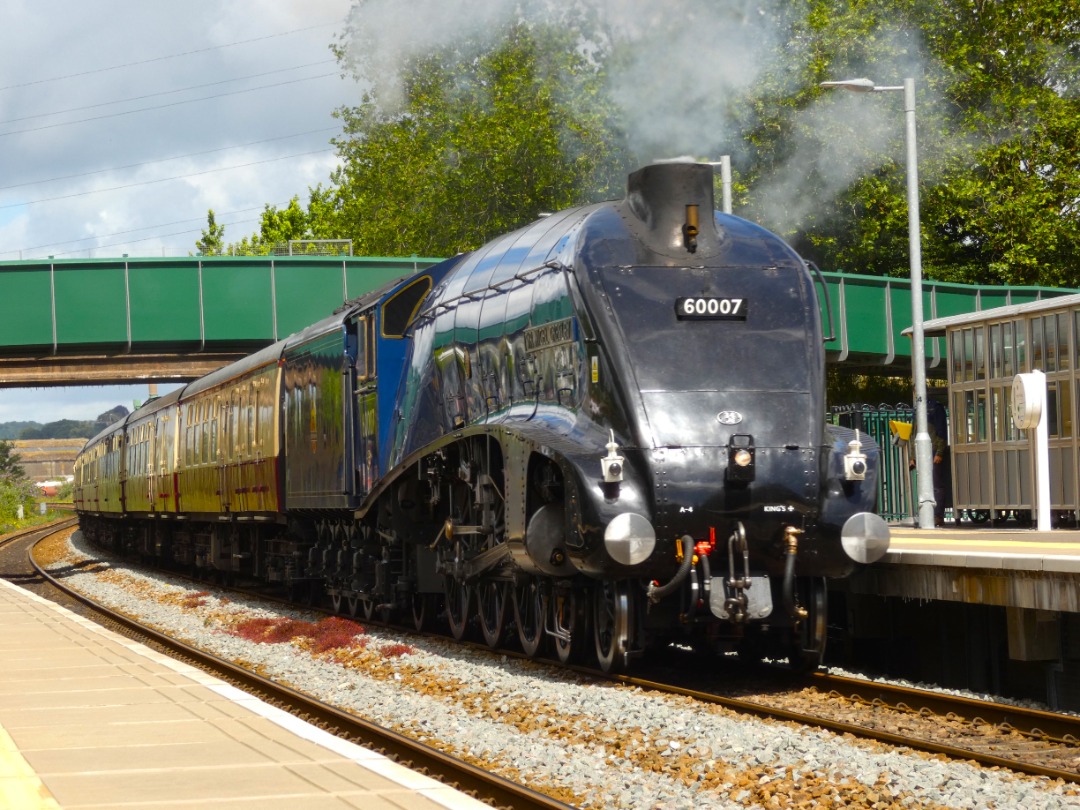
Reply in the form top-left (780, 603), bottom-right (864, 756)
top-left (0, 255), bottom-right (1073, 385)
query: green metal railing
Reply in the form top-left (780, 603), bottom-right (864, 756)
top-left (831, 403), bottom-right (916, 523)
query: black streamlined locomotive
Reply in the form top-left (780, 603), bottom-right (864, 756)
top-left (75, 160), bottom-right (889, 672)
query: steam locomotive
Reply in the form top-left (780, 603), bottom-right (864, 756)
top-left (74, 161), bottom-right (889, 672)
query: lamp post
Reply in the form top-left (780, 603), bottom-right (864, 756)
top-left (820, 77), bottom-right (935, 530)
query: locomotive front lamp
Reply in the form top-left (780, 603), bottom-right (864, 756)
top-left (844, 430), bottom-right (868, 481)
top-left (819, 76), bottom-right (935, 529)
top-left (727, 434), bottom-right (755, 483)
top-left (601, 430), bottom-right (624, 483)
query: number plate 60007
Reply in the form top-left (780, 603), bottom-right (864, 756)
top-left (675, 297), bottom-right (747, 320)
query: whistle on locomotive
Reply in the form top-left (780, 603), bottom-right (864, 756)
top-left (682, 204), bottom-right (699, 253)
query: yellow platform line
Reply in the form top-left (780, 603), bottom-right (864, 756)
top-left (0, 723), bottom-right (60, 810)
top-left (892, 536), bottom-right (1080, 552)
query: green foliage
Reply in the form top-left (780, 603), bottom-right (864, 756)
top-left (13, 407), bottom-right (126, 441)
top-left (0, 440), bottom-right (35, 530)
top-left (0, 477), bottom-right (36, 530)
top-left (20, 419), bottom-right (96, 440)
top-left (0, 440), bottom-right (24, 479)
top-left (219, 1), bottom-right (1077, 288)
top-left (0, 421), bottom-right (38, 440)
top-left (826, 369), bottom-right (916, 409)
top-left (742, 0), bottom-right (1080, 287)
top-left (225, 198), bottom-right (328, 256)
top-left (313, 18), bottom-right (629, 256)
top-left (195, 209), bottom-right (226, 256)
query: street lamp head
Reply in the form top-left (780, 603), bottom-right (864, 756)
top-left (819, 78), bottom-right (877, 92)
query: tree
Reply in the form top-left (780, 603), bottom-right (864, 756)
top-left (195, 209), bottom-right (226, 256)
top-left (0, 440), bottom-right (24, 479)
top-left (0, 439), bottom-right (34, 529)
top-left (318, 15), bottom-right (630, 257)
top-left (739, 0), bottom-right (1080, 287)
top-left (223, 1), bottom-right (1079, 289)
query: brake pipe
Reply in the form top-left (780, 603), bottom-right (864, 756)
top-left (646, 535), bottom-right (694, 604)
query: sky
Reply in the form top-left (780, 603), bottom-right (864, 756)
top-left (0, 0), bottom-right (356, 424)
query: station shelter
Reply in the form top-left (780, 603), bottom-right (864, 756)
top-left (921, 294), bottom-right (1080, 527)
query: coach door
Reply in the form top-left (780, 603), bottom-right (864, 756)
top-left (352, 310), bottom-right (379, 495)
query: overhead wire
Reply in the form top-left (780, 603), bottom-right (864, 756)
top-left (0, 23), bottom-right (341, 92)
top-left (0, 61), bottom-right (337, 126)
top-left (46, 214), bottom-right (265, 257)
top-left (1, 203), bottom-right (289, 256)
top-left (0, 128), bottom-right (339, 191)
top-left (0, 73), bottom-right (340, 137)
top-left (0, 149), bottom-right (337, 209)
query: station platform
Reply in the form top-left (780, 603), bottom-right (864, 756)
top-left (0, 578), bottom-right (487, 810)
top-left (885, 525), bottom-right (1080, 573)
top-left (845, 524), bottom-right (1080, 612)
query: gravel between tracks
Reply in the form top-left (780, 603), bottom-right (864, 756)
top-left (42, 530), bottom-right (1080, 809)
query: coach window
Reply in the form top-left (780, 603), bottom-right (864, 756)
top-left (357, 313), bottom-right (377, 382)
top-left (201, 401), bottom-right (210, 463)
top-left (194, 404), bottom-right (203, 465)
top-left (251, 385), bottom-right (261, 454)
top-left (185, 405), bottom-right (194, 466)
top-left (228, 391), bottom-right (239, 461)
top-left (247, 397), bottom-right (256, 455)
top-left (210, 400), bottom-right (219, 461)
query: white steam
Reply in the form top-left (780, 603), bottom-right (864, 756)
top-left (339, 0), bottom-right (931, 235)
top-left (340, 0), bottom-right (783, 159)
top-left (751, 92), bottom-right (898, 237)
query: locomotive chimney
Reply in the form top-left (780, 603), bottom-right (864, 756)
top-left (624, 161), bottom-right (723, 259)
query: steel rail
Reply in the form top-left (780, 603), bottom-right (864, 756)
top-left (603, 669), bottom-right (1080, 784)
top-left (0, 516), bottom-right (77, 554)
top-left (810, 669), bottom-right (1080, 744)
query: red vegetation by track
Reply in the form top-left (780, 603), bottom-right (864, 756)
top-left (231, 616), bottom-right (366, 650)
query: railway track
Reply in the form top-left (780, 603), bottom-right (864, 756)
top-left (35, 523), bottom-right (1080, 803)
top-left (0, 517), bottom-right (78, 591)
top-left (21, 524), bottom-right (571, 810)
top-left (606, 661), bottom-right (1080, 783)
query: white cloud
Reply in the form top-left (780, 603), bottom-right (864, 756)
top-left (0, 0), bottom-right (353, 261)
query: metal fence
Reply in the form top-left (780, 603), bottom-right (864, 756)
top-left (830, 403), bottom-right (916, 523)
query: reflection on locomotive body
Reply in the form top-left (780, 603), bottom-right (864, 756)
top-left (74, 162), bottom-right (889, 672)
